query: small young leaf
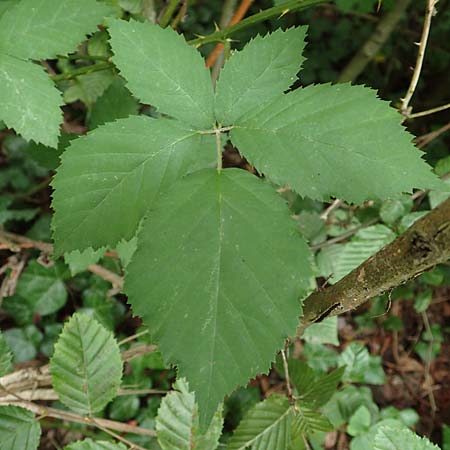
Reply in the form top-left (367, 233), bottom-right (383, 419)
top-left (65, 440), bottom-right (126, 450)
top-left (63, 70), bottom-right (115, 106)
top-left (302, 316), bottom-right (339, 346)
top-left (108, 19), bottom-right (214, 128)
top-left (374, 424), bottom-right (440, 450)
top-left (0, 54), bottom-right (62, 147)
top-left (126, 168), bottom-right (313, 427)
top-left (338, 342), bottom-right (385, 385)
top-left (50, 313), bottom-right (123, 415)
top-left (347, 405), bottom-right (372, 436)
top-left (215, 27), bottom-right (307, 124)
top-left (291, 406), bottom-right (333, 435)
top-left (52, 115), bottom-right (215, 255)
top-left (231, 84), bottom-right (442, 203)
top-left (0, 0), bottom-right (112, 59)
top-left (227, 395), bottom-right (292, 450)
top-left (297, 366), bottom-right (346, 408)
top-left (88, 79), bottom-right (139, 129)
top-left (0, 331), bottom-right (13, 376)
top-left (64, 247), bottom-right (106, 276)
top-left (0, 405), bottom-right (41, 450)
top-left (156, 378), bottom-right (223, 450)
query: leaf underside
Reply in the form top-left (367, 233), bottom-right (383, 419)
top-left (125, 168), bottom-right (313, 427)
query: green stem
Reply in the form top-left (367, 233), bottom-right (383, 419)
top-left (188, 0), bottom-right (327, 47)
top-left (215, 130), bottom-right (223, 172)
top-left (159, 0), bottom-right (180, 28)
top-left (51, 62), bottom-right (112, 81)
top-left (59, 54), bottom-right (110, 62)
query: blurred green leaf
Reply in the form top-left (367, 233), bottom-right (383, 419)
top-left (347, 405), bottom-right (372, 436)
top-left (303, 316), bottom-right (339, 346)
top-left (0, 405), bottom-right (41, 450)
top-left (3, 326), bottom-right (42, 363)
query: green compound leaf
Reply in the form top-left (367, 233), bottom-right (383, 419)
top-left (126, 168), bottom-right (313, 428)
top-left (156, 378), bottom-right (223, 450)
top-left (108, 19), bottom-right (214, 128)
top-left (52, 115), bottom-right (215, 256)
top-left (0, 54), bottom-right (62, 147)
top-left (65, 439), bottom-right (126, 450)
top-left (0, 331), bottom-right (13, 376)
top-left (0, 0), bottom-right (112, 60)
top-left (50, 313), bottom-right (123, 415)
top-left (227, 395), bottom-right (292, 450)
top-left (231, 83), bottom-right (442, 203)
top-left (0, 405), bottom-right (41, 450)
top-left (374, 424), bottom-right (440, 450)
top-left (215, 27), bottom-right (307, 125)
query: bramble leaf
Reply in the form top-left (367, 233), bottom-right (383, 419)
top-left (50, 313), bottom-right (123, 415)
top-left (52, 115), bottom-right (215, 255)
top-left (227, 395), bottom-right (292, 450)
top-left (0, 0), bottom-right (112, 60)
top-left (126, 168), bottom-right (313, 427)
top-left (156, 378), bottom-right (223, 450)
top-left (215, 27), bottom-right (307, 125)
top-left (231, 83), bottom-right (442, 203)
top-left (108, 19), bottom-right (215, 128)
top-left (0, 406), bottom-right (41, 450)
top-left (0, 54), bottom-right (62, 147)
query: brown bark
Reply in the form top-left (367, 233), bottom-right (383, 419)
top-left (299, 197), bottom-right (450, 333)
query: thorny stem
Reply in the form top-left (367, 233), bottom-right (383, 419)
top-left (188, 0), bottom-right (326, 47)
top-left (407, 100), bottom-right (450, 119)
top-left (400, 0), bottom-right (439, 116)
top-left (159, 0), bottom-right (180, 28)
top-left (51, 61), bottom-right (112, 81)
top-left (49, 0), bottom-right (324, 81)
